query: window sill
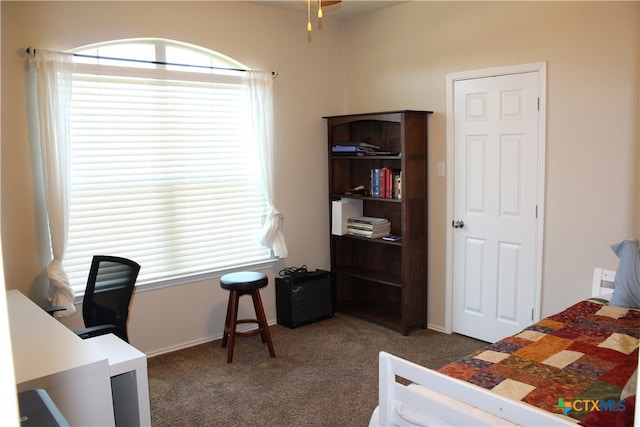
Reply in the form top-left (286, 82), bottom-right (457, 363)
top-left (72, 258), bottom-right (278, 303)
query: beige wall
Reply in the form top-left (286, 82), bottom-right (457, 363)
top-left (1, 1), bottom-right (342, 354)
top-left (1, 1), bottom-right (638, 354)
top-left (343, 1), bottom-right (639, 326)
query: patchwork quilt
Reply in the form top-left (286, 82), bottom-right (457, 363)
top-left (438, 300), bottom-right (639, 422)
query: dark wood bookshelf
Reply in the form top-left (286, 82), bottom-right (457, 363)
top-left (324, 110), bottom-right (432, 335)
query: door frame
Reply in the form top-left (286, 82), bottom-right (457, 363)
top-left (444, 62), bottom-right (547, 334)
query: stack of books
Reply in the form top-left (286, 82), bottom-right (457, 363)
top-left (347, 216), bottom-right (391, 239)
top-left (332, 141), bottom-right (381, 155)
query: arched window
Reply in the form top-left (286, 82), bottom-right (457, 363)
top-left (63, 39), bottom-right (274, 291)
top-left (71, 38), bottom-right (245, 71)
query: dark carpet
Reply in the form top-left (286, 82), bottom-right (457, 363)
top-left (147, 313), bottom-right (486, 426)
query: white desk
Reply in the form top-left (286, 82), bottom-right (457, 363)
top-left (86, 334), bottom-right (152, 426)
top-left (8, 289), bottom-right (114, 426)
top-left (8, 290), bottom-right (152, 426)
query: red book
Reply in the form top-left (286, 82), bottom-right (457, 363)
top-left (379, 168), bottom-right (386, 198)
top-left (386, 168), bottom-right (393, 198)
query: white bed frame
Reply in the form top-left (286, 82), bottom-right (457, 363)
top-left (371, 269), bottom-right (618, 427)
top-left (591, 267), bottom-right (616, 300)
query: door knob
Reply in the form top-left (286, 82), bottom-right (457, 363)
top-left (452, 220), bottom-right (464, 229)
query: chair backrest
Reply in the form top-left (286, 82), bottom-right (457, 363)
top-left (82, 255), bottom-right (140, 342)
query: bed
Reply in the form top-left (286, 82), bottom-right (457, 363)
top-left (369, 240), bottom-right (640, 426)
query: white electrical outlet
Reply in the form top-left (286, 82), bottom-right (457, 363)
top-left (437, 162), bottom-right (445, 177)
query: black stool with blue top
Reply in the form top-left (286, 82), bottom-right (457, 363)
top-left (220, 271), bottom-right (276, 363)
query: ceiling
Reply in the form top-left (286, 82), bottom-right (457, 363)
top-left (253, 1), bottom-right (404, 20)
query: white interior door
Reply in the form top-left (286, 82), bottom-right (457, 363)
top-left (449, 66), bottom-right (545, 343)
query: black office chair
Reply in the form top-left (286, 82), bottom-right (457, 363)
top-left (75, 255), bottom-right (141, 343)
top-left (48, 255), bottom-right (140, 343)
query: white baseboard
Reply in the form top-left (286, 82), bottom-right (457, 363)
top-left (145, 319), bottom-right (278, 358)
top-left (147, 320), bottom-right (450, 358)
top-left (426, 323), bottom-right (449, 334)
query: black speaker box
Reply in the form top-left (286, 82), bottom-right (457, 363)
top-left (276, 269), bottom-right (333, 328)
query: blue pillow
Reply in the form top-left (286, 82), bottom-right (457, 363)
top-left (609, 239), bottom-right (640, 309)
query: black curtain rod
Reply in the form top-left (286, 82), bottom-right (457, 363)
top-left (25, 47), bottom-right (277, 77)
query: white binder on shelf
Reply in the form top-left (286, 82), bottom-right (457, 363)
top-left (332, 198), bottom-right (363, 236)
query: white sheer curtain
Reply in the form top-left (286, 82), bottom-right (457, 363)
top-left (31, 50), bottom-right (76, 316)
top-left (246, 71), bottom-right (288, 258)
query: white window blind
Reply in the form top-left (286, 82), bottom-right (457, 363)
top-left (65, 59), bottom-right (271, 291)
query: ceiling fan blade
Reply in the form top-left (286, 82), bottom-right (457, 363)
top-left (321, 0), bottom-right (342, 6)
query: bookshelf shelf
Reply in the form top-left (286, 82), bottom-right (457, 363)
top-left (334, 265), bottom-right (402, 287)
top-left (335, 300), bottom-right (402, 330)
top-left (337, 233), bottom-right (403, 246)
top-left (325, 110), bottom-right (432, 335)
top-left (330, 194), bottom-right (402, 203)
top-left (330, 155), bottom-right (402, 160)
